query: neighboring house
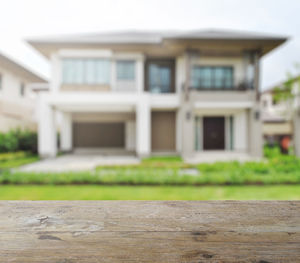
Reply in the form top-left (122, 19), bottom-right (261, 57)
top-left (0, 52), bottom-right (47, 132)
top-left (261, 88), bottom-right (293, 144)
top-left (27, 29), bottom-right (287, 159)
top-left (261, 77), bottom-right (300, 155)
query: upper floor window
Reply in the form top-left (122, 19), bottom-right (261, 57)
top-left (117, 60), bottom-right (135, 81)
top-left (191, 66), bottom-right (234, 90)
top-left (146, 59), bottom-right (175, 93)
top-left (62, 58), bottom-right (111, 85)
top-left (20, 83), bottom-right (25, 97)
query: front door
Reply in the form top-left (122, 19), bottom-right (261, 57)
top-left (203, 117), bottom-right (225, 150)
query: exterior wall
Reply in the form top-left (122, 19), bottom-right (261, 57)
top-left (263, 121), bottom-right (292, 135)
top-left (0, 65), bottom-right (37, 131)
top-left (0, 115), bottom-right (36, 132)
top-left (61, 84), bottom-right (110, 92)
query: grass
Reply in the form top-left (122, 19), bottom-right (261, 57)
top-left (0, 151), bottom-right (39, 170)
top-left (0, 185), bottom-right (299, 200)
top-left (0, 148), bottom-right (299, 200)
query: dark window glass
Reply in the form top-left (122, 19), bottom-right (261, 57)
top-left (146, 60), bottom-right (174, 93)
top-left (191, 66), bottom-right (234, 89)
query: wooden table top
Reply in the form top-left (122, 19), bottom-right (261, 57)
top-left (0, 201), bottom-right (299, 262)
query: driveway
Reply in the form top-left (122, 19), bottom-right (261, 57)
top-left (19, 154), bottom-right (140, 172)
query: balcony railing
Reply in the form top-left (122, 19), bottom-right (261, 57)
top-left (148, 85), bottom-right (175, 94)
top-left (188, 81), bottom-right (254, 91)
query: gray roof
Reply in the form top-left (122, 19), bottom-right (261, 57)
top-left (28, 29), bottom-right (288, 44)
top-left (0, 52), bottom-right (47, 83)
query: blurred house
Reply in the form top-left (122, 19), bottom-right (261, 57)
top-left (27, 29), bottom-right (287, 160)
top-left (261, 76), bottom-right (300, 155)
top-left (0, 52), bottom-right (47, 132)
top-left (261, 88), bottom-right (293, 143)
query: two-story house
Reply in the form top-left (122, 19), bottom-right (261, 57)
top-left (27, 30), bottom-right (287, 160)
top-left (0, 52), bottom-right (47, 132)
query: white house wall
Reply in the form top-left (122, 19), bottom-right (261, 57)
top-left (234, 110), bottom-right (248, 151)
top-left (0, 65), bottom-right (37, 131)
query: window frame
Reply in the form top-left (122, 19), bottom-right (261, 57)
top-left (116, 60), bottom-right (136, 81)
top-left (62, 58), bottom-right (111, 85)
top-left (145, 59), bottom-right (175, 93)
top-left (191, 65), bottom-right (234, 90)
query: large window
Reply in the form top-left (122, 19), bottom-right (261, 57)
top-left (62, 58), bottom-right (111, 85)
top-left (191, 66), bottom-right (234, 89)
top-left (146, 60), bottom-right (174, 93)
top-left (117, 60), bottom-right (135, 81)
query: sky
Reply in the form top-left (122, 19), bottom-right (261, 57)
top-left (0, 0), bottom-right (299, 90)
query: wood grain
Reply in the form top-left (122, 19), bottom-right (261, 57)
top-left (0, 201), bottom-right (299, 262)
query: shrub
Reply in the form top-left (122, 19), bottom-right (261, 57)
top-left (0, 129), bottom-right (37, 154)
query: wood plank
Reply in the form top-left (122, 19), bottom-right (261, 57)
top-left (0, 201), bottom-right (299, 262)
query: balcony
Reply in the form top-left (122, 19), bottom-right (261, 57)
top-left (189, 81), bottom-right (254, 92)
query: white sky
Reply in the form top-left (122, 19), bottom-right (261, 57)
top-left (0, 0), bottom-right (299, 90)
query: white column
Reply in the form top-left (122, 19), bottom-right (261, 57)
top-left (294, 112), bottom-right (300, 157)
top-left (234, 110), bottom-right (248, 152)
top-left (110, 59), bottom-right (116, 91)
top-left (50, 53), bottom-right (61, 94)
top-left (136, 94), bottom-right (150, 157)
top-left (125, 121), bottom-right (136, 151)
top-left (176, 110), bottom-right (182, 152)
top-left (136, 56), bottom-right (144, 93)
top-left (38, 97), bottom-right (57, 158)
top-left (60, 112), bottom-right (72, 152)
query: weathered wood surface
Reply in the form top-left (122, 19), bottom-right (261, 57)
top-left (0, 201), bottom-right (299, 262)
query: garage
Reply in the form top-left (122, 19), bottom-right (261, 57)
top-left (151, 111), bottom-right (176, 152)
top-left (73, 122), bottom-right (125, 148)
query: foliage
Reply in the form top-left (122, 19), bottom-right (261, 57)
top-left (0, 129), bottom-right (37, 154)
top-left (272, 69), bottom-right (300, 104)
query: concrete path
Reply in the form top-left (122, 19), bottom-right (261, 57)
top-left (185, 151), bottom-right (259, 164)
top-left (19, 154), bottom-right (140, 172)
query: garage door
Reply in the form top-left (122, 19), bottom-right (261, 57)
top-left (151, 111), bottom-right (176, 152)
top-left (73, 122), bottom-right (125, 148)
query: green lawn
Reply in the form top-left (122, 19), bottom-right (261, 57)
top-left (0, 185), bottom-right (299, 200)
top-left (0, 151), bottom-right (39, 170)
